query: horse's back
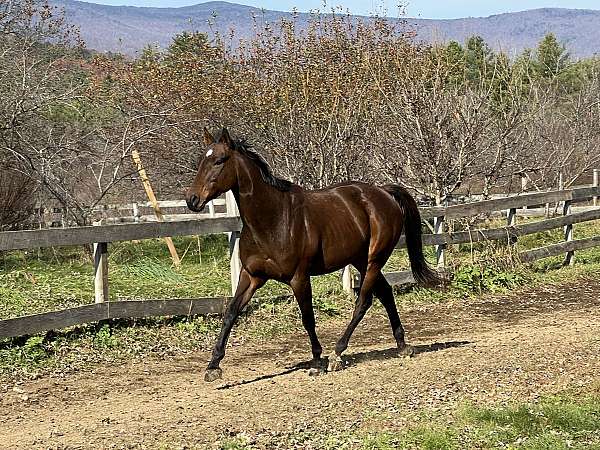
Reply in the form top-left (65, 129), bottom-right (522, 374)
top-left (300, 182), bottom-right (403, 273)
top-left (304, 181), bottom-right (402, 224)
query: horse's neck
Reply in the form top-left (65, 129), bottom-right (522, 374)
top-left (233, 158), bottom-right (290, 233)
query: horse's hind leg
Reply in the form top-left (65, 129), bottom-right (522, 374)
top-left (328, 261), bottom-right (381, 372)
top-left (373, 273), bottom-right (414, 357)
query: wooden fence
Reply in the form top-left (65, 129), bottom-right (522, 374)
top-left (33, 197), bottom-right (228, 228)
top-left (1, 185), bottom-right (600, 339)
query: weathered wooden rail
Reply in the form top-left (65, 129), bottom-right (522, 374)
top-left (0, 298), bottom-right (229, 339)
top-left (1, 185), bottom-right (600, 339)
top-left (384, 185), bottom-right (600, 285)
top-left (33, 197), bottom-right (228, 228)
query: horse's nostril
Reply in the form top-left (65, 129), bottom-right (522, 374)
top-left (187, 194), bottom-right (200, 210)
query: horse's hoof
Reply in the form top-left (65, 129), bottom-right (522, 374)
top-left (308, 368), bottom-right (322, 377)
top-left (398, 344), bottom-right (415, 358)
top-left (327, 355), bottom-right (344, 372)
top-left (204, 368), bottom-right (223, 382)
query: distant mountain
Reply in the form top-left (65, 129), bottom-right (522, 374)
top-left (51, 1), bottom-right (600, 58)
top-left (412, 8), bottom-right (600, 58)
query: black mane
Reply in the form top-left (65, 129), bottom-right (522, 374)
top-left (218, 132), bottom-right (292, 192)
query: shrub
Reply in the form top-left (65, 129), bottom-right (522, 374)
top-left (0, 169), bottom-right (35, 231)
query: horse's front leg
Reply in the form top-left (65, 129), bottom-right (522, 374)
top-left (205, 269), bottom-right (265, 382)
top-left (290, 275), bottom-right (323, 373)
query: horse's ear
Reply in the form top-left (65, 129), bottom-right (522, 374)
top-left (219, 127), bottom-right (233, 148)
top-left (203, 128), bottom-right (215, 146)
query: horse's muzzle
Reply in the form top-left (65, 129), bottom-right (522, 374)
top-left (186, 194), bottom-right (206, 212)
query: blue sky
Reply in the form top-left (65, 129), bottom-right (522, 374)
top-left (89, 0), bottom-right (600, 18)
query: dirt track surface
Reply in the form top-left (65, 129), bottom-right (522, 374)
top-left (2, 278), bottom-right (600, 449)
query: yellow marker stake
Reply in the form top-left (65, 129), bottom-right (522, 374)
top-left (131, 149), bottom-right (181, 268)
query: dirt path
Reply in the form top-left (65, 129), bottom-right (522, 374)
top-left (1, 278), bottom-right (600, 449)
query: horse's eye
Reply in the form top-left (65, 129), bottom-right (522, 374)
top-left (215, 156), bottom-right (228, 165)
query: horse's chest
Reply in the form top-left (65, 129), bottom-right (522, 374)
top-left (239, 234), bottom-right (297, 281)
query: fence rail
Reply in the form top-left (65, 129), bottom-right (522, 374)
top-left (2, 185), bottom-right (600, 339)
top-left (0, 298), bottom-right (228, 339)
top-left (0, 216), bottom-right (242, 251)
top-left (397, 207), bottom-right (600, 249)
top-left (32, 197), bottom-right (227, 228)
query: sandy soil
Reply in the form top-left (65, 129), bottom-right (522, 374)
top-left (1, 278), bottom-right (599, 449)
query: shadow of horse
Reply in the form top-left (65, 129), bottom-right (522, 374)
top-left (216, 340), bottom-right (471, 390)
top-left (345, 340), bottom-right (471, 366)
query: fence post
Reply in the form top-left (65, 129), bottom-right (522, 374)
top-left (132, 202), bottom-right (140, 222)
top-left (521, 173), bottom-right (528, 210)
top-left (507, 207), bottom-right (517, 245)
top-left (61, 207), bottom-right (67, 228)
top-left (434, 215), bottom-right (445, 268)
top-left (342, 266), bottom-right (353, 294)
top-left (342, 265), bottom-right (362, 295)
top-left (563, 199), bottom-right (574, 266)
top-left (226, 191), bottom-right (242, 296)
top-left (559, 172), bottom-right (564, 191)
top-left (594, 169), bottom-right (599, 207)
top-left (94, 241), bottom-right (109, 303)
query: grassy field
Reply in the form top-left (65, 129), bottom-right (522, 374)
top-left (218, 392), bottom-right (600, 449)
top-left (1, 220), bottom-right (600, 381)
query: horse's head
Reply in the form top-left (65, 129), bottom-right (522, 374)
top-left (186, 127), bottom-right (237, 212)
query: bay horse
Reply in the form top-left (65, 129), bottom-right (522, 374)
top-left (186, 128), bottom-right (439, 382)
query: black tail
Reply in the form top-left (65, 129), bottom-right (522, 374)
top-left (383, 184), bottom-right (441, 288)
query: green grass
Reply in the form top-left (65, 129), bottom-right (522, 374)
top-left (0, 234), bottom-right (352, 319)
top-left (1, 220), bottom-right (600, 379)
top-left (0, 235), bottom-right (354, 378)
top-left (207, 394), bottom-right (600, 449)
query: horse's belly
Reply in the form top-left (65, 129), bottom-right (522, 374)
top-left (307, 218), bottom-right (369, 274)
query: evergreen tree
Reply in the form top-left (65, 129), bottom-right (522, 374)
top-left (442, 40), bottom-right (466, 86)
top-left (446, 40), bottom-right (465, 66)
top-left (168, 32), bottom-right (213, 58)
top-left (513, 48), bottom-right (535, 82)
top-left (464, 35), bottom-right (493, 84)
top-left (535, 33), bottom-right (569, 79)
top-left (489, 51), bottom-right (513, 107)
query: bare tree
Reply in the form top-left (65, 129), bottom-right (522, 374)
top-left (0, 1), bottom-right (204, 225)
top-left (520, 70), bottom-right (600, 190)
